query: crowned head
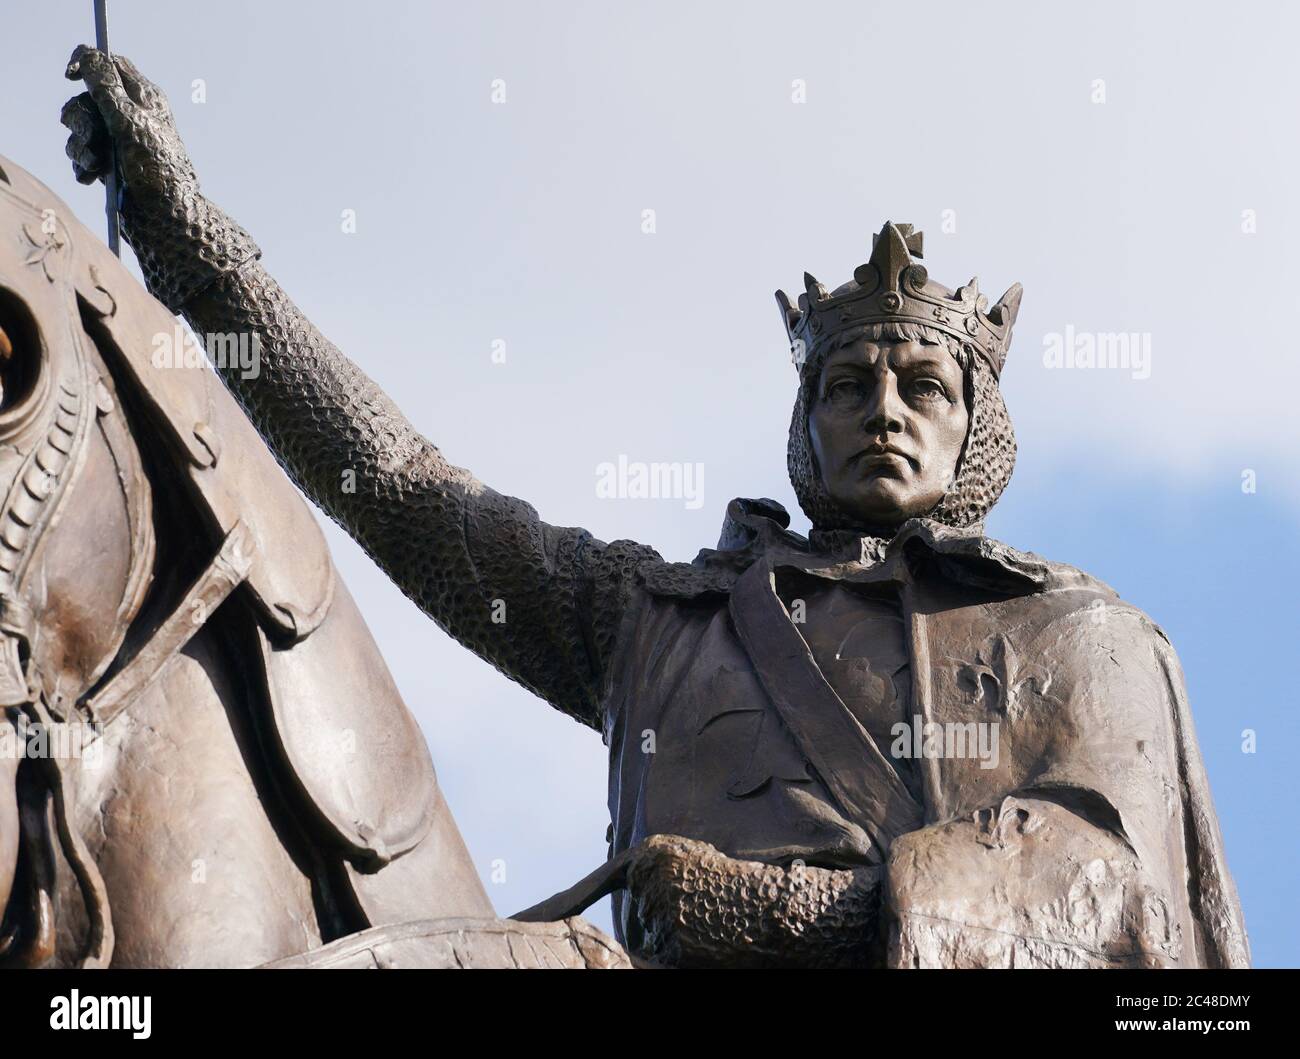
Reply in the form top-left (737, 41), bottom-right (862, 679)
top-left (778, 222), bottom-right (1022, 536)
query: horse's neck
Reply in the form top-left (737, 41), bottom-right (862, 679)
top-left (10, 331), bottom-right (153, 721)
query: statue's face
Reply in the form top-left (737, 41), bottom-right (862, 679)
top-left (808, 337), bottom-right (969, 528)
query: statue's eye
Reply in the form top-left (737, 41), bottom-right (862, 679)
top-left (825, 378), bottom-right (867, 407)
top-left (909, 378), bottom-right (945, 400)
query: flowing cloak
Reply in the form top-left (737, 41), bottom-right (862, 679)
top-left (600, 498), bottom-right (1250, 968)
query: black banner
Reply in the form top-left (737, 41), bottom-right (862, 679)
top-left (3, 967), bottom-right (1290, 1045)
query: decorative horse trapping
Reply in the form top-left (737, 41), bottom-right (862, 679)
top-left (0, 154), bottom-right (620, 968)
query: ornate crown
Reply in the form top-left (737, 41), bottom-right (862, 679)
top-left (776, 221), bottom-right (1023, 379)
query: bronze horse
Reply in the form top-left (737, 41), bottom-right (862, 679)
top-left (0, 155), bottom-right (624, 969)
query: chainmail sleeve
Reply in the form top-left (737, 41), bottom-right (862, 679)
top-left (174, 257), bottom-right (660, 730)
top-left (61, 49), bottom-right (663, 727)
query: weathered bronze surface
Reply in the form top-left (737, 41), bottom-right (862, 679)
top-left (0, 83), bottom-right (623, 966)
top-left (0, 45), bottom-right (1250, 968)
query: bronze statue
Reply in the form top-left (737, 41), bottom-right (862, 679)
top-left (30, 44), bottom-right (1248, 968)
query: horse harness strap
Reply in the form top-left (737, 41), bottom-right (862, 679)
top-left (80, 520), bottom-right (254, 735)
top-left (0, 521), bottom-right (252, 970)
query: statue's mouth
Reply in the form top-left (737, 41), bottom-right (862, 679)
top-left (854, 443), bottom-right (916, 475)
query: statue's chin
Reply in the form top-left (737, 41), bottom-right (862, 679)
top-left (823, 484), bottom-right (942, 536)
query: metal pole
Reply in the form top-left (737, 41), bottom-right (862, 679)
top-left (94, 0), bottom-right (121, 257)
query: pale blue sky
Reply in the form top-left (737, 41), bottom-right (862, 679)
top-left (4, 0), bottom-right (1297, 965)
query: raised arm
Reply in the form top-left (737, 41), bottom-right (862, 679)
top-left (62, 46), bottom-right (659, 728)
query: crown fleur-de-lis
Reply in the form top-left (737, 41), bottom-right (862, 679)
top-left (776, 220), bottom-right (1023, 380)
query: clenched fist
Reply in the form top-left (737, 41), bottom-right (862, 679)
top-left (61, 44), bottom-right (196, 200)
top-left (59, 45), bottom-right (260, 312)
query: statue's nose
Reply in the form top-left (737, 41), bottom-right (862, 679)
top-left (863, 376), bottom-right (905, 434)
